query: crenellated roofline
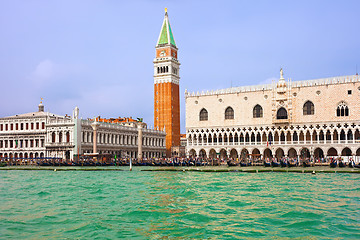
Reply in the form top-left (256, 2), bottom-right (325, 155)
top-left (185, 75), bottom-right (360, 98)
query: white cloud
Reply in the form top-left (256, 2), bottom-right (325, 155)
top-left (29, 59), bottom-right (87, 85)
top-left (32, 59), bottom-right (57, 81)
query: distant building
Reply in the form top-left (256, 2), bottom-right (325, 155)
top-left (154, 9), bottom-right (181, 157)
top-left (171, 134), bottom-right (186, 158)
top-left (185, 71), bottom-right (360, 161)
top-left (0, 103), bottom-right (166, 161)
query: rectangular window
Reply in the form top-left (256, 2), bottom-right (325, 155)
top-left (20, 140), bottom-right (23, 148)
top-left (16, 123), bottom-right (18, 130)
top-left (30, 140), bottom-right (33, 148)
top-left (10, 124), bottom-right (13, 130)
top-left (31, 123), bottom-right (34, 130)
top-left (0, 140), bottom-right (2, 148)
top-left (26, 123), bottom-right (28, 130)
top-left (42, 122), bottom-right (45, 129)
top-left (41, 139), bottom-right (44, 147)
top-left (348, 90), bottom-right (352, 95)
top-left (5, 124), bottom-right (8, 131)
top-left (25, 140), bottom-right (28, 148)
top-left (0, 124), bottom-right (2, 131)
top-left (35, 139), bottom-right (39, 147)
top-left (21, 123), bottom-right (23, 130)
top-left (36, 122), bottom-right (39, 129)
top-left (5, 140), bottom-right (8, 148)
top-left (10, 141), bottom-right (13, 148)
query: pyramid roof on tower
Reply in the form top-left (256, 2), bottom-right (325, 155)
top-left (156, 9), bottom-right (176, 47)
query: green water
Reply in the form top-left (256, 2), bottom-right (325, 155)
top-left (1, 168), bottom-right (359, 239)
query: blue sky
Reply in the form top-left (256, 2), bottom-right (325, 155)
top-left (0, 0), bottom-right (359, 132)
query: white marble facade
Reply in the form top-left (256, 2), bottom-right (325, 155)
top-left (0, 104), bottom-right (166, 161)
top-left (185, 73), bottom-right (360, 161)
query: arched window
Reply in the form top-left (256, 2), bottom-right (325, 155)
top-left (253, 105), bottom-right (263, 118)
top-left (225, 107), bottom-right (234, 119)
top-left (199, 108), bottom-right (208, 121)
top-left (337, 101), bottom-right (349, 116)
top-left (303, 101), bottom-right (314, 115)
top-left (157, 67), bottom-right (160, 73)
top-left (277, 107), bottom-right (288, 119)
top-left (166, 66), bottom-right (169, 72)
top-left (52, 132), bottom-right (56, 143)
top-left (59, 132), bottom-right (62, 143)
top-left (66, 132), bottom-right (70, 143)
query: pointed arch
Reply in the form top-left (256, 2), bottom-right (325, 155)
top-left (209, 149), bottom-right (217, 158)
top-left (288, 148), bottom-right (298, 158)
top-left (276, 107), bottom-right (288, 119)
top-left (314, 148), bottom-right (324, 159)
top-left (199, 108), bottom-right (208, 121)
top-left (253, 104), bottom-right (263, 118)
top-left (225, 107), bottom-right (234, 119)
top-left (303, 101), bottom-right (314, 115)
top-left (337, 101), bottom-right (349, 116)
top-left (230, 149), bottom-right (238, 159)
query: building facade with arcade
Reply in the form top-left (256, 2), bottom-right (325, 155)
top-left (0, 103), bottom-right (166, 162)
top-left (185, 72), bottom-right (360, 161)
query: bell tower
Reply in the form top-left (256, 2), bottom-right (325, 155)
top-left (154, 8), bottom-right (180, 157)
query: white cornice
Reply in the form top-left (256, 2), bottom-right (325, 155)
top-left (154, 78), bottom-right (180, 85)
top-left (185, 75), bottom-right (360, 98)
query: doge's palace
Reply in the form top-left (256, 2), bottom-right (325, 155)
top-left (185, 71), bottom-right (360, 161)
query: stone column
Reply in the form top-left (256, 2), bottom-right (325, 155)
top-left (91, 121), bottom-right (100, 154)
top-left (331, 131), bottom-right (334, 144)
top-left (137, 123), bottom-right (145, 160)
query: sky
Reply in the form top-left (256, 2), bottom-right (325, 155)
top-left (0, 0), bottom-right (359, 133)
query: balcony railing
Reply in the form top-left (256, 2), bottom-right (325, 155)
top-left (188, 140), bottom-right (360, 147)
top-left (45, 142), bottom-right (74, 147)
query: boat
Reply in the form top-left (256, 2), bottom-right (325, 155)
top-left (280, 160), bottom-right (287, 167)
top-left (303, 162), bottom-right (311, 167)
top-left (271, 161), bottom-right (280, 167)
top-left (240, 162), bottom-right (248, 167)
top-left (264, 161), bottom-right (271, 167)
top-left (227, 160), bottom-right (238, 167)
top-left (330, 160), bottom-right (337, 168)
top-left (287, 161), bottom-right (297, 167)
top-left (348, 161), bottom-right (355, 168)
top-left (338, 161), bottom-right (346, 168)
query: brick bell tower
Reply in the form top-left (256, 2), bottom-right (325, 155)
top-left (154, 8), bottom-right (180, 157)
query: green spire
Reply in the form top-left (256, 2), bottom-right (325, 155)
top-left (158, 21), bottom-right (168, 45)
top-left (157, 10), bottom-right (176, 47)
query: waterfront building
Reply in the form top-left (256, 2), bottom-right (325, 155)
top-left (0, 103), bottom-right (166, 162)
top-left (185, 71), bottom-right (360, 161)
top-left (170, 134), bottom-right (187, 158)
top-left (154, 9), bottom-right (181, 157)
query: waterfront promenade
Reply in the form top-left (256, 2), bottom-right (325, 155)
top-left (1, 165), bottom-right (360, 174)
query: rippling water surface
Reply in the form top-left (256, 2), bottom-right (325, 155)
top-left (1, 168), bottom-right (359, 239)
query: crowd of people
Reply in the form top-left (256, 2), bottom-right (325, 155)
top-left (0, 156), bottom-right (359, 167)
